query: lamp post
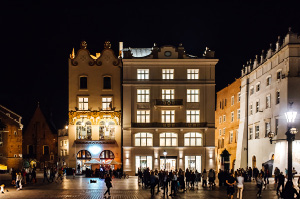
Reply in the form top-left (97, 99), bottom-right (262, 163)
top-left (268, 107), bottom-right (297, 182)
top-left (163, 150), bottom-right (167, 170)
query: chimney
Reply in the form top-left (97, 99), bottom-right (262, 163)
top-left (119, 42), bottom-right (123, 58)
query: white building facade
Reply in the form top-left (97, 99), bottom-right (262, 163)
top-left (236, 29), bottom-right (300, 173)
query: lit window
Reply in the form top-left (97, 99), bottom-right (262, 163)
top-left (64, 149), bottom-right (67, 156)
top-left (223, 128), bottom-right (226, 135)
top-left (237, 109), bottom-right (240, 119)
top-left (60, 150), bottom-right (63, 157)
top-left (161, 110), bottom-right (175, 123)
top-left (265, 122), bottom-right (270, 137)
top-left (276, 91), bottom-right (280, 104)
top-left (255, 125), bottom-right (259, 139)
top-left (137, 69), bottom-right (149, 80)
top-left (223, 115), bottom-right (226, 122)
top-left (103, 76), bottom-right (111, 89)
top-left (256, 100), bottom-right (260, 113)
top-left (102, 97), bottom-right (112, 110)
top-left (64, 140), bottom-right (67, 146)
top-left (266, 76), bottom-right (272, 86)
top-left (187, 69), bottom-right (199, 79)
top-left (229, 131), bottom-right (233, 143)
top-left (160, 133), bottom-right (177, 146)
top-left (78, 97), bottom-right (88, 111)
top-left (250, 87), bottom-right (254, 95)
top-left (249, 127), bottom-right (253, 139)
top-left (231, 112), bottom-right (234, 122)
top-left (162, 89), bottom-right (174, 100)
top-left (256, 83), bottom-right (260, 92)
top-left (187, 89), bottom-right (199, 102)
top-left (184, 132), bottom-right (202, 146)
top-left (231, 96), bottom-right (234, 106)
top-left (135, 156), bottom-right (152, 173)
top-left (162, 69), bottom-right (174, 79)
top-left (79, 76), bottom-right (87, 89)
top-left (266, 95), bottom-right (271, 109)
top-left (135, 133), bottom-right (153, 146)
top-left (186, 110), bottom-right (200, 123)
top-left (137, 89), bottom-right (150, 102)
top-left (137, 110), bottom-right (150, 123)
top-left (76, 121), bottom-right (92, 140)
top-left (60, 141), bottom-right (63, 147)
top-left (219, 116), bottom-right (222, 124)
top-left (219, 129), bottom-right (222, 136)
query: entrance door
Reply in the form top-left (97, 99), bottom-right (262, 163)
top-left (160, 157), bottom-right (177, 171)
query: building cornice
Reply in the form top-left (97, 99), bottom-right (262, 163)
top-left (122, 59), bottom-right (218, 66)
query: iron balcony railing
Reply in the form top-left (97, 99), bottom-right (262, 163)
top-left (132, 122), bottom-right (207, 128)
top-left (154, 99), bottom-right (183, 106)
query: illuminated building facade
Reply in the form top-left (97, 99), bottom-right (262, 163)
top-left (236, 28), bottom-right (300, 173)
top-left (121, 43), bottom-right (218, 175)
top-left (65, 41), bottom-right (122, 173)
top-left (215, 78), bottom-right (241, 171)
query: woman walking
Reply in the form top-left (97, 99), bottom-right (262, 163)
top-left (104, 174), bottom-right (112, 197)
top-left (256, 173), bottom-right (263, 198)
top-left (236, 172), bottom-right (244, 199)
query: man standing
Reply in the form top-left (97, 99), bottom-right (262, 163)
top-left (226, 173), bottom-right (236, 199)
top-left (277, 172), bottom-right (285, 195)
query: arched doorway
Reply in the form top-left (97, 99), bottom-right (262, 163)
top-left (252, 156), bottom-right (256, 168)
top-left (100, 150), bottom-right (115, 163)
top-left (76, 150), bottom-right (92, 174)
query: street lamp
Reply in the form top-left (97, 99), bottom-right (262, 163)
top-left (163, 150), bottom-right (167, 170)
top-left (268, 106), bottom-right (297, 182)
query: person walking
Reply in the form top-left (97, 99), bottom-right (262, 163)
top-left (236, 172), bottom-right (244, 199)
top-left (30, 168), bottom-right (37, 183)
top-left (16, 172), bottom-right (22, 191)
top-left (277, 172), bottom-right (285, 195)
top-left (256, 173), bottom-right (263, 198)
top-left (202, 169), bottom-right (207, 188)
top-left (43, 167), bottom-right (50, 183)
top-left (104, 174), bottom-right (112, 197)
top-left (150, 172), bottom-right (156, 196)
top-left (170, 171), bottom-right (177, 197)
top-left (274, 167), bottom-right (280, 184)
top-left (226, 172), bottom-right (236, 199)
top-left (162, 171), bottom-right (169, 197)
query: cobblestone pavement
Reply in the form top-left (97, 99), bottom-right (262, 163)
top-left (0, 174), bottom-right (285, 199)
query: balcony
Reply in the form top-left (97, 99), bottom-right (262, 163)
top-left (154, 99), bottom-right (183, 107)
top-left (131, 122), bottom-right (207, 128)
top-left (75, 139), bottom-right (116, 144)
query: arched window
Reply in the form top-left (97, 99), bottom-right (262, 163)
top-left (135, 133), bottom-right (153, 146)
top-left (99, 121), bottom-right (115, 140)
top-left (77, 150), bottom-right (92, 159)
top-left (76, 120), bottom-right (92, 140)
top-left (160, 132), bottom-right (177, 146)
top-left (184, 132), bottom-right (202, 146)
top-left (100, 150), bottom-right (115, 160)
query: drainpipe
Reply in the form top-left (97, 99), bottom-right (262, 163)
top-left (246, 78), bottom-right (249, 167)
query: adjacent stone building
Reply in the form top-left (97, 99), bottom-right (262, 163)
top-left (0, 105), bottom-right (23, 170)
top-left (215, 78), bottom-right (241, 171)
top-left (236, 28), bottom-right (300, 173)
top-left (67, 41), bottom-right (122, 173)
top-left (122, 43), bottom-right (218, 175)
top-left (23, 105), bottom-right (58, 168)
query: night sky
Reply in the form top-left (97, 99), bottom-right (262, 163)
top-left (1, 0), bottom-right (300, 129)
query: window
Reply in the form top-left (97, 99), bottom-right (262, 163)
top-left (77, 150), bottom-right (92, 159)
top-left (78, 97), bottom-right (88, 111)
top-left (219, 116), bottom-right (222, 124)
top-left (276, 91), bottom-right (280, 104)
top-left (184, 132), bottom-right (202, 146)
top-left (64, 149), bottom-right (67, 156)
top-left (219, 129), bottom-right (222, 136)
top-left (187, 89), bottom-right (199, 102)
top-left (43, 145), bottom-right (49, 155)
top-left (14, 154), bottom-right (17, 158)
top-left (136, 156), bottom-right (152, 173)
top-left (137, 69), bottom-right (149, 80)
top-left (231, 112), bottom-right (234, 122)
top-left (137, 110), bottom-right (150, 123)
top-left (229, 131), bottom-right (233, 143)
top-left (185, 156), bottom-right (201, 173)
top-left (256, 100), bottom-right (260, 113)
top-left (237, 109), bottom-right (240, 119)
top-left (162, 69), bottom-right (174, 79)
top-left (162, 89), bottom-right (174, 100)
top-left (64, 140), bottom-right (67, 146)
top-left (137, 89), bottom-right (150, 102)
top-left (161, 110), bottom-right (175, 123)
top-left (223, 128), bottom-right (226, 135)
top-left (102, 97), bottom-right (112, 110)
top-left (249, 127), bottom-right (253, 139)
top-left (60, 150), bottom-right (63, 157)
top-left (256, 83), bottom-right (260, 92)
top-left (187, 69), bottom-right (199, 79)
top-left (76, 121), bottom-right (92, 140)
top-left (255, 125), bottom-right (259, 139)
top-left (223, 115), bottom-right (226, 122)
top-left (99, 121), bottom-right (115, 140)
top-left (103, 76), bottom-right (111, 89)
top-left (0, 132), bottom-right (2, 146)
top-left (250, 103), bottom-right (253, 115)
top-left (231, 96), bottom-right (234, 106)
top-left (238, 92), bottom-right (241, 102)
top-left (186, 110), bottom-right (200, 123)
top-left (265, 122), bottom-right (270, 137)
top-left (60, 141), bottom-right (63, 147)
top-left (267, 76), bottom-right (272, 86)
top-left (160, 133), bottom-right (177, 146)
top-left (275, 118), bottom-right (279, 135)
top-left (135, 133), bottom-right (153, 146)
top-left (79, 76), bottom-right (87, 89)
top-left (266, 95), bottom-right (271, 109)
top-left (225, 99), bottom-right (227, 106)
top-left (250, 86), bottom-right (254, 95)
top-left (27, 145), bottom-right (34, 155)
top-left (100, 150), bottom-right (115, 160)
top-left (277, 70), bottom-right (282, 80)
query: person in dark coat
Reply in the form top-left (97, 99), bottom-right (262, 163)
top-left (104, 174), bottom-right (112, 197)
top-left (150, 172), bottom-right (156, 196)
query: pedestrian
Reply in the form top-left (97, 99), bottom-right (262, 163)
top-left (190, 171), bottom-right (196, 190)
top-left (163, 171), bottom-right (169, 197)
top-left (274, 167), bottom-right (280, 183)
top-left (150, 172), bottom-right (156, 196)
top-left (226, 172), bottom-right (236, 199)
top-left (280, 181), bottom-right (299, 198)
top-left (16, 172), bottom-right (22, 191)
top-left (104, 174), bottom-right (112, 197)
top-left (185, 168), bottom-right (190, 189)
top-left (256, 173), bottom-right (263, 198)
top-left (208, 169), bottom-right (214, 188)
top-left (43, 167), bottom-right (50, 183)
top-left (202, 169), bottom-right (207, 187)
top-left (218, 169), bottom-right (223, 186)
top-left (277, 172), bottom-right (285, 195)
top-left (236, 172), bottom-right (244, 199)
top-left (22, 169), bottom-right (27, 185)
top-left (292, 167), bottom-right (297, 179)
top-left (170, 171), bottom-right (177, 197)
top-left (30, 168), bottom-right (37, 183)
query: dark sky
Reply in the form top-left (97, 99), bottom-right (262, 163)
top-left (1, 0), bottom-right (300, 129)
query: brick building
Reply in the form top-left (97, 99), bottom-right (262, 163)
top-left (0, 105), bottom-right (23, 170)
top-left (215, 78), bottom-right (241, 171)
top-left (23, 105), bottom-right (58, 168)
